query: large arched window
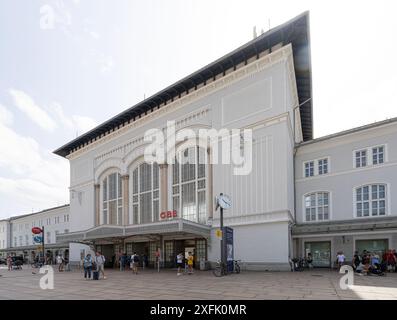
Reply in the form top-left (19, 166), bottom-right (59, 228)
top-left (132, 162), bottom-right (159, 224)
top-left (102, 172), bottom-right (122, 225)
top-left (355, 184), bottom-right (386, 217)
top-left (304, 192), bottom-right (329, 222)
top-left (172, 146), bottom-right (207, 224)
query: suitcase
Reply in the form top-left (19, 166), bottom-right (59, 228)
top-left (93, 271), bottom-right (99, 280)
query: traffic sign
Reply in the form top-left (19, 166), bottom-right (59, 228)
top-left (33, 235), bottom-right (43, 244)
top-left (215, 229), bottom-right (223, 239)
top-left (32, 227), bottom-right (42, 234)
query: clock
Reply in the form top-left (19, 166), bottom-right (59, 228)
top-left (217, 194), bottom-right (232, 209)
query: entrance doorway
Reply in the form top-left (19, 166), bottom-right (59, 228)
top-left (304, 241), bottom-right (331, 267)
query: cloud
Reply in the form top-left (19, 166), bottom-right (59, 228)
top-left (0, 112), bottom-right (69, 217)
top-left (97, 54), bottom-right (114, 73)
top-left (9, 89), bottom-right (57, 131)
top-left (50, 102), bottom-right (97, 135)
top-left (0, 103), bottom-right (13, 126)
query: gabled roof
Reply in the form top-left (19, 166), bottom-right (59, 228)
top-left (54, 11), bottom-right (312, 158)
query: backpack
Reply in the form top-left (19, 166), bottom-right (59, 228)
top-left (133, 255), bottom-right (139, 263)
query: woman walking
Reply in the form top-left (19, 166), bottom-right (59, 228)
top-left (83, 254), bottom-right (93, 280)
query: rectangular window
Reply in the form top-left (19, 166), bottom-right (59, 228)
top-left (355, 150), bottom-right (367, 168)
top-left (46, 232), bottom-right (51, 244)
top-left (372, 146), bottom-right (384, 165)
top-left (318, 159), bottom-right (328, 175)
top-left (304, 161), bottom-right (314, 177)
top-left (356, 184), bottom-right (386, 217)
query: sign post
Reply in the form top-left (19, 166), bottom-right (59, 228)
top-left (216, 193), bottom-right (231, 271)
top-left (32, 226), bottom-right (44, 264)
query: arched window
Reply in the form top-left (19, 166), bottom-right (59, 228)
top-left (132, 162), bottom-right (159, 224)
top-left (172, 146), bottom-right (207, 223)
top-left (355, 184), bottom-right (386, 217)
top-left (102, 172), bottom-right (122, 225)
top-left (304, 192), bottom-right (329, 222)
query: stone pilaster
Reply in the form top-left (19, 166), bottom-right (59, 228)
top-left (94, 184), bottom-right (100, 226)
top-left (121, 175), bottom-right (129, 225)
top-left (207, 148), bottom-right (213, 219)
top-left (159, 164), bottom-right (168, 213)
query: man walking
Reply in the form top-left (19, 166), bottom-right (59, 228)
top-left (95, 251), bottom-right (106, 279)
top-left (131, 252), bottom-right (139, 274)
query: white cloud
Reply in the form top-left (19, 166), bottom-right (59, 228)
top-left (9, 89), bottom-right (57, 131)
top-left (97, 54), bottom-right (114, 73)
top-left (50, 102), bottom-right (98, 135)
top-left (0, 104), bottom-right (13, 126)
top-left (0, 119), bottom-right (69, 217)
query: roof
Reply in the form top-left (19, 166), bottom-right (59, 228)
top-left (8, 204), bottom-right (70, 221)
top-left (54, 11), bottom-right (313, 158)
top-left (298, 116), bottom-right (397, 147)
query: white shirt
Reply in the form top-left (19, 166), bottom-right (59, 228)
top-left (337, 254), bottom-right (345, 262)
top-left (177, 254), bottom-right (184, 263)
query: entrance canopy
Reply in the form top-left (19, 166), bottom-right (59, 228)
top-left (56, 218), bottom-right (211, 243)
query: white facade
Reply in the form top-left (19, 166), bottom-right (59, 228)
top-left (293, 119), bottom-right (397, 266)
top-left (0, 205), bottom-right (70, 261)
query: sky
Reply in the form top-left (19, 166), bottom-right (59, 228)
top-left (0, 0), bottom-right (397, 218)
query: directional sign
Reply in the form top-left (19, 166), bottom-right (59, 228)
top-left (215, 229), bottom-right (223, 239)
top-left (33, 235), bottom-right (43, 244)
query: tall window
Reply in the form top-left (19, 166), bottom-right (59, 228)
top-left (318, 159), bottom-right (328, 175)
top-left (172, 146), bottom-right (207, 224)
top-left (132, 163), bottom-right (159, 224)
top-left (304, 161), bottom-right (314, 177)
top-left (372, 146), bottom-right (384, 165)
top-left (356, 184), bottom-right (386, 217)
top-left (304, 192), bottom-right (329, 222)
top-left (102, 172), bottom-right (123, 225)
top-left (355, 150), bottom-right (367, 168)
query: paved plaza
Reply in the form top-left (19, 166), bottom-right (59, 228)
top-left (0, 266), bottom-right (397, 300)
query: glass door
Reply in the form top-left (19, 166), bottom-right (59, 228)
top-left (304, 241), bottom-right (331, 267)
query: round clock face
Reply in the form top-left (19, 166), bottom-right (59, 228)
top-left (219, 194), bottom-right (232, 209)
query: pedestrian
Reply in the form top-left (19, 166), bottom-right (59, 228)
top-left (187, 252), bottom-right (194, 274)
top-left (352, 251), bottom-right (361, 270)
top-left (131, 252), bottom-right (139, 274)
top-left (120, 253), bottom-right (126, 271)
top-left (58, 256), bottom-right (65, 272)
top-left (7, 255), bottom-right (12, 271)
top-left (176, 252), bottom-right (184, 276)
top-left (306, 253), bottom-right (313, 269)
top-left (95, 251), bottom-right (106, 279)
top-left (336, 251), bottom-right (345, 269)
top-left (83, 254), bottom-right (93, 280)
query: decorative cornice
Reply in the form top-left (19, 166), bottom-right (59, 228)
top-left (67, 44), bottom-right (294, 160)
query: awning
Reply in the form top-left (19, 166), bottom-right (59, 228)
top-left (56, 219), bottom-right (211, 243)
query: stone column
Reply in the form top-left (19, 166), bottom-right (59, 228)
top-left (159, 164), bottom-right (168, 213)
top-left (207, 147), bottom-right (213, 220)
top-left (121, 175), bottom-right (129, 225)
top-left (94, 184), bottom-right (100, 226)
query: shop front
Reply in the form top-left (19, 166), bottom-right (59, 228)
top-left (304, 241), bottom-right (331, 267)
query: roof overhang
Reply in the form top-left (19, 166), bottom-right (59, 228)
top-left (56, 219), bottom-right (211, 243)
top-left (292, 216), bottom-right (397, 237)
top-left (54, 11), bottom-right (312, 158)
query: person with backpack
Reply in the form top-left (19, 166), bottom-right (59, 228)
top-left (95, 251), bottom-right (106, 280)
top-left (83, 254), bottom-right (93, 279)
top-left (131, 252), bottom-right (139, 274)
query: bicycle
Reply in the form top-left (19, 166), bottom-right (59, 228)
top-left (212, 260), bottom-right (241, 277)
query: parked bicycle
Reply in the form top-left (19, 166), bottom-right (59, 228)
top-left (213, 260), bottom-right (241, 277)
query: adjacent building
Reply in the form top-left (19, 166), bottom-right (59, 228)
top-left (0, 205), bottom-right (70, 263)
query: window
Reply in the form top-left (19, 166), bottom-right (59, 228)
top-left (132, 162), bottom-right (159, 224)
top-left (14, 237), bottom-right (17, 247)
top-left (25, 235), bottom-right (29, 246)
top-left (355, 150), bottom-right (367, 168)
top-left (172, 146), bottom-right (207, 224)
top-left (356, 184), bottom-right (386, 217)
top-left (318, 158), bottom-right (328, 175)
top-left (64, 229), bottom-right (69, 233)
top-left (54, 217), bottom-right (60, 224)
top-left (102, 172), bottom-right (123, 225)
top-left (304, 192), bottom-right (329, 222)
top-left (46, 218), bottom-right (51, 225)
top-left (19, 236), bottom-right (22, 246)
top-left (46, 232), bottom-right (51, 244)
top-left (25, 223), bottom-right (28, 230)
top-left (64, 215), bottom-right (69, 223)
top-left (304, 161), bottom-right (314, 177)
top-left (372, 146), bottom-right (384, 165)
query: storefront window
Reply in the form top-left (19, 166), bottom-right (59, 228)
top-left (172, 147), bottom-right (207, 224)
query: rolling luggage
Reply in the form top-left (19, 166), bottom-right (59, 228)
top-left (93, 271), bottom-right (99, 280)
